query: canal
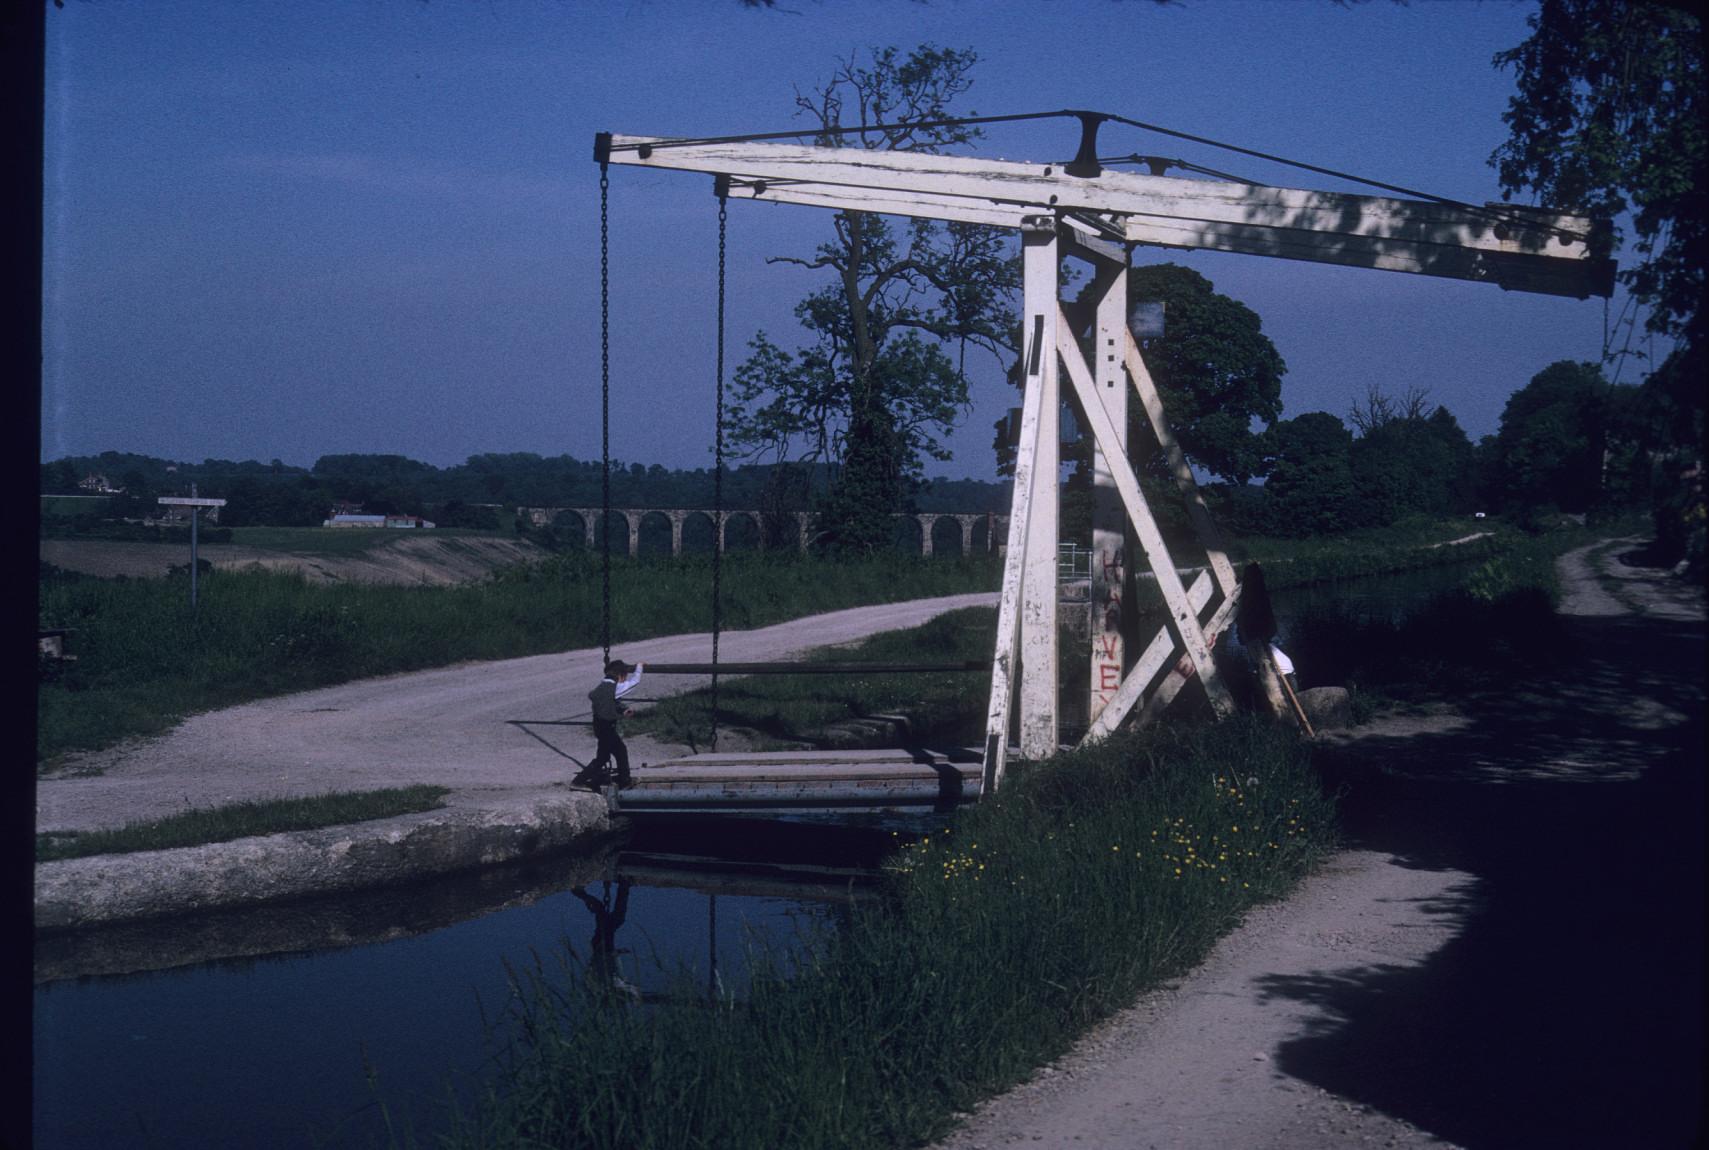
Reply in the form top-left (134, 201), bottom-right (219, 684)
top-left (34, 557), bottom-right (1490, 1148)
top-left (33, 814), bottom-right (914, 1149)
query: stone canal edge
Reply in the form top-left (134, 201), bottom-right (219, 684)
top-left (34, 787), bottom-right (610, 931)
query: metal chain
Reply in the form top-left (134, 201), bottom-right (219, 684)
top-left (600, 163), bottom-right (612, 665)
top-left (711, 194), bottom-right (727, 751)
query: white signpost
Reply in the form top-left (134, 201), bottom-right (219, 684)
top-left (158, 485), bottom-right (227, 609)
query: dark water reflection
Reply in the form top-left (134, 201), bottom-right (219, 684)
top-left (1267, 558), bottom-right (1487, 630)
top-left (33, 817), bottom-right (904, 1150)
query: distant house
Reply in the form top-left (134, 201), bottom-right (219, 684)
top-left (78, 473), bottom-right (122, 494)
top-left (322, 512), bottom-right (434, 529)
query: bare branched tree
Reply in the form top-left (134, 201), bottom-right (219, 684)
top-left (727, 45), bottom-right (1020, 552)
top-left (1349, 384), bottom-right (1433, 435)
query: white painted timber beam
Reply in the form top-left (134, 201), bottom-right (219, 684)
top-left (981, 270), bottom-right (1049, 793)
top-left (1120, 216), bottom-right (1608, 298)
top-left (1055, 306), bottom-right (1234, 718)
top-left (1130, 586), bottom-right (1245, 729)
top-left (1081, 571), bottom-right (1231, 743)
top-left (1135, 594), bottom-right (1242, 727)
top-left (606, 135), bottom-right (1613, 298)
top-left (722, 181), bottom-right (1030, 229)
top-left (1088, 257), bottom-right (1129, 730)
top-left (1121, 331), bottom-right (1238, 598)
top-left (1017, 230), bottom-right (1062, 760)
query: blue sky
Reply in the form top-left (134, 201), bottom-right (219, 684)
top-left (42, 0), bottom-right (1640, 480)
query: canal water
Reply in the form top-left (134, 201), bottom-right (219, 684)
top-left (32, 816), bottom-right (916, 1150)
top-left (34, 559), bottom-right (1489, 1149)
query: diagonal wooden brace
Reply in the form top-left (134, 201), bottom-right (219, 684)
top-left (1132, 586), bottom-right (1244, 728)
top-left (1056, 308), bottom-right (1235, 718)
top-left (1122, 330), bottom-right (1238, 598)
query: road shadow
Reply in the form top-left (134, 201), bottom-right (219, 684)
top-left (1265, 605), bottom-right (1706, 1148)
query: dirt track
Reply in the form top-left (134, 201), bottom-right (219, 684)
top-left (930, 539), bottom-right (1705, 1150)
top-left (36, 592), bottom-right (997, 835)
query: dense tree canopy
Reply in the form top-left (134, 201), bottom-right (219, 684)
top-left (1261, 412), bottom-right (1360, 537)
top-left (1491, 0), bottom-right (1702, 564)
top-left (1120, 265), bottom-right (1287, 487)
top-left (1490, 360), bottom-right (1624, 514)
top-left (1492, 0), bottom-right (1704, 350)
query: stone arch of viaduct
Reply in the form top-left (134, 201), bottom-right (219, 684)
top-left (519, 507), bottom-right (1008, 558)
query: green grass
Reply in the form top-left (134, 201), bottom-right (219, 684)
top-left (39, 514), bottom-right (1620, 769)
top-left (403, 719), bottom-right (1335, 1150)
top-left (37, 552), bottom-right (1000, 767)
top-left (35, 785), bottom-right (449, 862)
top-left (628, 606), bottom-right (995, 750)
top-left (1284, 523), bottom-right (1606, 706)
top-left (1226, 513), bottom-right (1513, 588)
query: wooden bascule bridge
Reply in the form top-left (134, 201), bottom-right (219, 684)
top-left (586, 110), bottom-right (1614, 817)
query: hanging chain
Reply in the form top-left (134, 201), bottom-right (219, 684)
top-left (711, 194), bottom-right (728, 751)
top-left (600, 163), bottom-right (612, 665)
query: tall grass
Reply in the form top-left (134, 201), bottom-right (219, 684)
top-left (1284, 525), bottom-right (1596, 700)
top-left (407, 718), bottom-right (1335, 1149)
top-left (36, 553), bottom-right (998, 766)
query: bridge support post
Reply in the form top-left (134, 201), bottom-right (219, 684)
top-left (984, 218), bottom-right (1242, 794)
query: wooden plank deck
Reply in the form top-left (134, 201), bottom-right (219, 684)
top-left (612, 748), bottom-right (984, 814)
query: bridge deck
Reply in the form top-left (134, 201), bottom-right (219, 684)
top-left (613, 748), bottom-right (984, 814)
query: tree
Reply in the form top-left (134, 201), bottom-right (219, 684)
top-left (725, 45), bottom-right (1020, 553)
top-left (1491, 1), bottom-right (1704, 361)
top-left (1347, 382), bottom-right (1434, 436)
top-left (1350, 403), bottom-right (1478, 526)
top-left (1493, 3), bottom-right (1704, 557)
top-left (1491, 360), bottom-right (1622, 514)
top-left (1118, 264), bottom-right (1286, 486)
top-left (1262, 412), bottom-right (1360, 536)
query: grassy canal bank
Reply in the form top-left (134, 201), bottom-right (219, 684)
top-left (34, 516), bottom-right (1614, 1146)
top-left (379, 523), bottom-right (1607, 1150)
top-left (400, 718), bottom-right (1337, 1150)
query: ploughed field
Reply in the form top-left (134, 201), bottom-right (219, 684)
top-left (38, 534), bottom-right (551, 585)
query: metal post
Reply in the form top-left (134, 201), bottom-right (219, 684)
top-left (159, 489), bottom-right (224, 612)
top-left (189, 483), bottom-right (199, 610)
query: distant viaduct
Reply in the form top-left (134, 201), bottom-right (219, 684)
top-left (517, 507), bottom-right (1009, 558)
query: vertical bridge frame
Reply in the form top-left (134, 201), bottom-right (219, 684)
top-left (982, 216), bottom-right (1242, 792)
top-left (595, 127), bottom-right (1614, 796)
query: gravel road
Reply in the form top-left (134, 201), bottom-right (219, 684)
top-left (37, 591), bottom-right (996, 835)
top-left (930, 539), bottom-right (1705, 1150)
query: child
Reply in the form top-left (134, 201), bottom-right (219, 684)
top-left (575, 658), bottom-right (644, 788)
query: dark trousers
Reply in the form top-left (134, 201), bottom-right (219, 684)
top-left (589, 718), bottom-right (630, 780)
